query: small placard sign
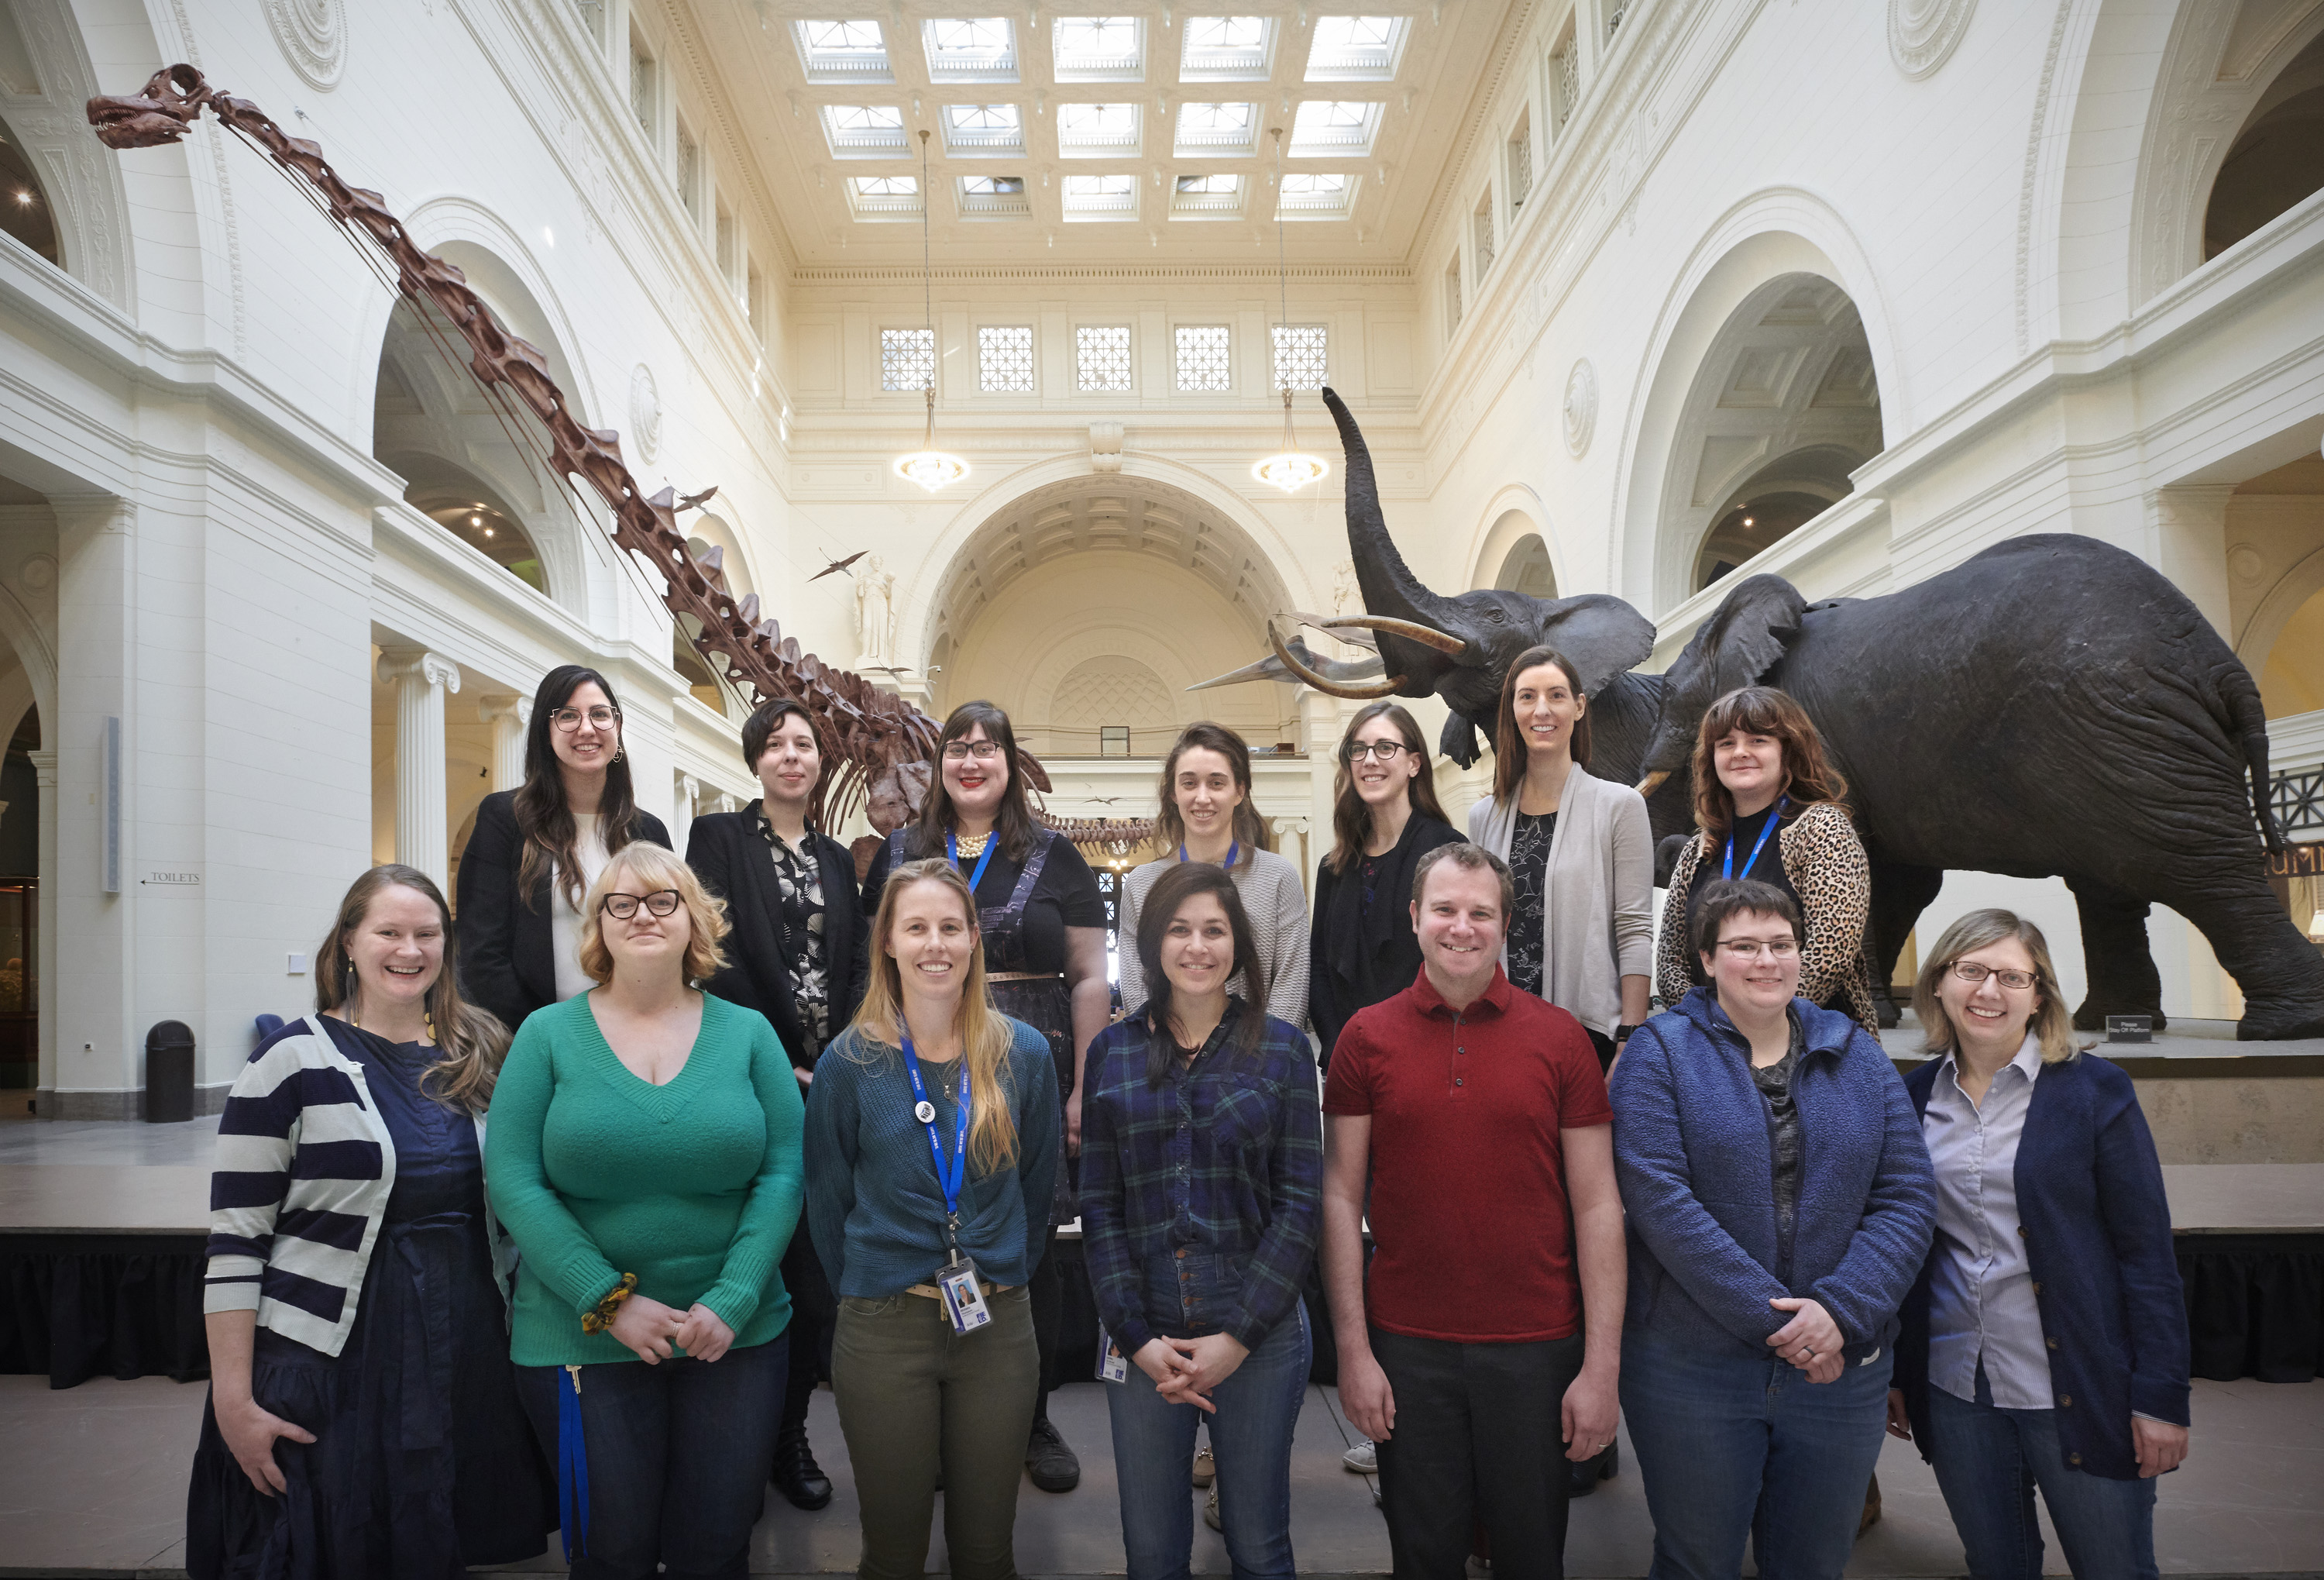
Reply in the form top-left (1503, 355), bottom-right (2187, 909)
top-left (143, 870), bottom-right (201, 887)
top-left (2105, 1014), bottom-right (2153, 1044)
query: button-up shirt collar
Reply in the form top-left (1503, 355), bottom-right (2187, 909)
top-left (1924, 1032), bottom-right (2051, 1409)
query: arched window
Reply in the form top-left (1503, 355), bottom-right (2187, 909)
top-left (398, 466), bottom-right (548, 595)
top-left (0, 112), bottom-right (61, 267)
top-left (2205, 29), bottom-right (2324, 261)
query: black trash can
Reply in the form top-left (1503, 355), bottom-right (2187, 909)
top-left (145, 1020), bottom-right (196, 1124)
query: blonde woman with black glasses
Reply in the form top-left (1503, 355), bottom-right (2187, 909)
top-left (487, 844), bottom-right (806, 1577)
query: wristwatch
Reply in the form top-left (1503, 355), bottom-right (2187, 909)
top-left (1614, 1024), bottom-right (1643, 1042)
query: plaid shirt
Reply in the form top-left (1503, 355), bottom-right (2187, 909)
top-left (1078, 998), bottom-right (1322, 1355)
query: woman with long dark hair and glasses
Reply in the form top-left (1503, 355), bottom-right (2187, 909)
top-left (458, 664), bottom-right (672, 1037)
top-left (858, 700), bottom-right (1109, 1493)
top-left (1082, 861), bottom-right (1322, 1578)
top-left (1308, 701), bottom-right (1460, 1071)
top-left (188, 866), bottom-right (553, 1578)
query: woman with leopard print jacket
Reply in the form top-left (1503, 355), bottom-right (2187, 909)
top-left (1654, 686), bottom-right (1879, 1029)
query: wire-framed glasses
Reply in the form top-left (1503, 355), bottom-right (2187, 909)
top-left (551, 705), bottom-right (621, 732)
top-left (1950, 960), bottom-right (2037, 991)
top-left (1714, 938), bottom-right (1800, 960)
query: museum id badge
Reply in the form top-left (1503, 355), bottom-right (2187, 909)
top-left (937, 1257), bottom-right (991, 1335)
top-left (1096, 1325), bottom-right (1129, 1384)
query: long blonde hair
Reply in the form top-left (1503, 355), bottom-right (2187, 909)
top-left (316, 865), bottom-right (509, 1113)
top-left (849, 858), bottom-right (1022, 1173)
top-left (1913, 907), bottom-right (2082, 1065)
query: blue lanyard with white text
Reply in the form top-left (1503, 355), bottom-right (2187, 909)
top-left (1723, 796), bottom-right (1788, 881)
top-left (946, 829), bottom-right (999, 896)
top-left (1180, 840), bottom-right (1238, 869)
top-left (900, 1033), bottom-right (969, 1240)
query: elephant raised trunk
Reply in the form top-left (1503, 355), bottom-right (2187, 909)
top-left (1321, 387), bottom-right (1473, 690)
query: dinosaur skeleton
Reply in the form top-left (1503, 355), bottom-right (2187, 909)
top-left (87, 64), bottom-right (1156, 851)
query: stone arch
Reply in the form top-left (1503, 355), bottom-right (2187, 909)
top-left (1463, 487), bottom-right (1562, 597)
top-left (686, 511), bottom-right (758, 600)
top-left (1049, 655), bottom-right (1179, 757)
top-left (2241, 542), bottom-right (2324, 711)
top-left (0, 0), bottom-right (142, 312)
top-left (1611, 194), bottom-right (1901, 615)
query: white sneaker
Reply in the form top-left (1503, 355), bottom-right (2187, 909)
top-left (1342, 1437), bottom-right (1377, 1473)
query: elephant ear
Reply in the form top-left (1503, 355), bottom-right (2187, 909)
top-left (1535, 594), bottom-right (1658, 699)
top-left (1639, 573), bottom-right (1807, 775)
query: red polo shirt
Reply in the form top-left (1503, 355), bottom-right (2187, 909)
top-left (1323, 965), bottom-right (1611, 1343)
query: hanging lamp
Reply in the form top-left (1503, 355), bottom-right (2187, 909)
top-left (894, 129), bottom-right (969, 491)
top-left (1252, 126), bottom-right (1328, 494)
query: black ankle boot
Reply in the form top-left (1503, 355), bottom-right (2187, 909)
top-left (1566, 1439), bottom-right (1617, 1498)
top-left (773, 1425), bottom-right (834, 1510)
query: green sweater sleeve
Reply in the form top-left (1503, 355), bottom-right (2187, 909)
top-left (483, 1014), bottom-right (624, 1316)
top-left (696, 1012), bottom-right (809, 1335)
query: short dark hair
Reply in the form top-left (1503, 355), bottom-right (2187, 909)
top-left (1411, 842), bottom-right (1514, 919)
top-left (741, 697), bottom-right (820, 772)
top-left (1689, 878), bottom-right (1803, 960)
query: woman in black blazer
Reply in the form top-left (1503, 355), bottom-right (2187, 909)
top-left (685, 696), bottom-right (864, 1514)
top-left (456, 664), bottom-right (671, 1036)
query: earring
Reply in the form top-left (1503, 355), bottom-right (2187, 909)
top-left (425, 1009), bottom-right (438, 1044)
top-left (346, 959), bottom-right (360, 1029)
top-left (613, 748), bottom-right (624, 763)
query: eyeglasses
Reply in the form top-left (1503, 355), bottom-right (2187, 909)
top-left (1343, 739), bottom-right (1408, 763)
top-left (942, 741), bottom-right (1005, 762)
top-left (1714, 938), bottom-right (1800, 961)
top-left (600, 890), bottom-right (681, 921)
top-left (552, 705), bottom-right (621, 732)
top-left (1949, 960), bottom-right (2037, 991)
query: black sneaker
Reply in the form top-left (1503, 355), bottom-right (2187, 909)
top-left (772, 1425), bottom-right (834, 1511)
top-left (1026, 1416), bottom-right (1081, 1492)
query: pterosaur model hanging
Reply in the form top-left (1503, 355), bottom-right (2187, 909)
top-left (87, 64), bottom-right (1155, 855)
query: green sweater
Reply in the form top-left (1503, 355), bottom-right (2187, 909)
top-left (485, 993), bottom-right (806, 1366)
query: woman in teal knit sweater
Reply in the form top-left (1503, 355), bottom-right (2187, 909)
top-left (806, 857), bottom-right (1058, 1580)
top-left (487, 842), bottom-right (805, 1578)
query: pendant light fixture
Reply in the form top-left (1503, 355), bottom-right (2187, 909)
top-left (1252, 126), bottom-right (1328, 494)
top-left (894, 129), bottom-right (969, 491)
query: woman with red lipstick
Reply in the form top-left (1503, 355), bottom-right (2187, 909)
top-left (1654, 686), bottom-right (1877, 1029)
top-left (858, 700), bottom-right (1109, 1494)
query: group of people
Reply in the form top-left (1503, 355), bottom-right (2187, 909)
top-left (187, 645), bottom-right (2193, 1580)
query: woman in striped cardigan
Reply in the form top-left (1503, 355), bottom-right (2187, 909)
top-left (187, 865), bottom-right (555, 1579)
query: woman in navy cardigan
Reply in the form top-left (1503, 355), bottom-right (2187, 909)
top-left (1610, 877), bottom-right (1935, 1580)
top-left (1888, 910), bottom-right (2189, 1580)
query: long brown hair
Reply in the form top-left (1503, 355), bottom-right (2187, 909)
top-left (515, 664), bottom-right (648, 910)
top-left (1490, 645), bottom-right (1593, 800)
top-left (1133, 861), bottom-right (1267, 1086)
top-left (1690, 685), bottom-right (1850, 848)
top-left (1325, 701), bottom-right (1449, 875)
top-left (1913, 908), bottom-right (2082, 1065)
top-left (316, 865), bottom-right (510, 1113)
top-left (907, 701), bottom-right (1041, 864)
top-left (1152, 721), bottom-right (1270, 860)
top-left (847, 858), bottom-right (1022, 1174)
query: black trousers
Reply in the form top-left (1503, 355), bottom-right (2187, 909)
top-left (1370, 1327), bottom-right (1585, 1580)
top-left (1028, 1221), bottom-right (1062, 1423)
top-left (779, 1230), bottom-right (836, 1437)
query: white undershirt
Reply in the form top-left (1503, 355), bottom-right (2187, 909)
top-left (549, 813), bottom-right (610, 1003)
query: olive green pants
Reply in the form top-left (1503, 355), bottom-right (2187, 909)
top-left (831, 1283), bottom-right (1038, 1580)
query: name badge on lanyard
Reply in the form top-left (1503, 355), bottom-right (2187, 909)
top-left (1723, 796), bottom-right (1789, 883)
top-left (902, 1034), bottom-right (990, 1335)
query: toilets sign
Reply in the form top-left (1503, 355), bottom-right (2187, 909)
top-left (143, 869), bottom-right (202, 887)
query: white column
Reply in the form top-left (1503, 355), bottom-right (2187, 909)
top-left (673, 773), bottom-right (700, 853)
top-left (28, 749), bottom-right (57, 1097)
top-left (480, 695), bottom-right (531, 790)
top-left (2147, 486), bottom-right (2235, 639)
top-left (377, 651), bottom-right (462, 889)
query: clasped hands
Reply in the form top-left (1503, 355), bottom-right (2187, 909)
top-left (1767, 1296), bottom-right (1846, 1384)
top-left (1132, 1332), bottom-right (1250, 1413)
top-left (609, 1290), bottom-right (736, 1364)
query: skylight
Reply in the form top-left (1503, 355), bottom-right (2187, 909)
top-left (795, 20), bottom-right (892, 83)
top-left (1277, 170), bottom-right (1356, 218)
top-left (1181, 15), bottom-right (1274, 81)
top-left (957, 174), bottom-right (1030, 219)
top-left (1062, 172), bottom-right (1138, 221)
top-left (852, 174), bottom-right (919, 196)
top-left (1057, 102), bottom-right (1140, 157)
top-left (963, 175), bottom-right (1026, 194)
top-left (1307, 15), bottom-right (1409, 81)
top-left (847, 173), bottom-right (924, 220)
top-left (924, 17), bottom-right (1019, 81)
top-left (821, 103), bottom-right (909, 157)
top-left (1053, 16), bottom-right (1144, 81)
top-left (1289, 99), bottom-right (1382, 156)
top-left (1174, 100), bottom-right (1259, 157)
top-left (942, 102), bottom-right (1028, 156)
top-left (1175, 174), bottom-right (1239, 193)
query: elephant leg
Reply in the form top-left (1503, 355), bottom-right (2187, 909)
top-left (2161, 873), bottom-right (2324, 1042)
top-left (1866, 860), bottom-right (1944, 1030)
top-left (2064, 875), bottom-right (2168, 1032)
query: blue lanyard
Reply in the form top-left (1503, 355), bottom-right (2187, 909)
top-left (900, 1034), bottom-right (970, 1227)
top-left (1179, 840), bottom-right (1238, 869)
top-left (1723, 796), bottom-right (1788, 881)
top-left (946, 829), bottom-right (998, 895)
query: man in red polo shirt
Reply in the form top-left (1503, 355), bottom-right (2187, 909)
top-left (1321, 842), bottom-right (1624, 1580)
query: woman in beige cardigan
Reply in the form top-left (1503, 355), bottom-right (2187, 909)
top-left (1464, 644), bottom-right (1655, 1070)
top-left (1652, 685), bottom-right (1878, 1028)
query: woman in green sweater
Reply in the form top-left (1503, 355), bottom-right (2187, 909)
top-left (486, 842), bottom-right (806, 1578)
top-left (806, 858), bottom-right (1058, 1580)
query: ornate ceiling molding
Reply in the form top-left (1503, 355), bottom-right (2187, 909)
top-left (1888, 0), bottom-right (1975, 82)
top-left (263, 0), bottom-right (346, 91)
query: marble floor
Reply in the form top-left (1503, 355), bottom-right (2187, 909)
top-left (2, 1370), bottom-right (2318, 1577)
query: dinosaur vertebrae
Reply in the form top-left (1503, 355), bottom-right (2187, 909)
top-left (88, 65), bottom-right (1155, 847)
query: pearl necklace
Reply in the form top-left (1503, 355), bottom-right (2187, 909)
top-left (953, 828), bottom-right (991, 857)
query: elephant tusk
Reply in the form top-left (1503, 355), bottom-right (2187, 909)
top-left (1635, 770), bottom-right (1671, 798)
top-left (1312, 614), bottom-right (1471, 656)
top-left (1270, 619), bottom-right (1411, 699)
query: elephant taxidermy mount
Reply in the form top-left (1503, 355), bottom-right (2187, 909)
top-left (1195, 390), bottom-right (2324, 1042)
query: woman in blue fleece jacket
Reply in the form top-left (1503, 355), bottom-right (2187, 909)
top-left (1611, 878), bottom-right (1935, 1580)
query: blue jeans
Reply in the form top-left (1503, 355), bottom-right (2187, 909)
top-left (514, 1335), bottom-right (786, 1580)
top-left (1923, 1365), bottom-right (2159, 1580)
top-left (1621, 1329), bottom-right (1891, 1580)
top-left (1106, 1303), bottom-right (1311, 1580)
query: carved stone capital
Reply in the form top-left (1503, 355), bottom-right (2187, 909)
top-left (480, 694), bottom-right (534, 727)
top-left (377, 649), bottom-right (462, 693)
